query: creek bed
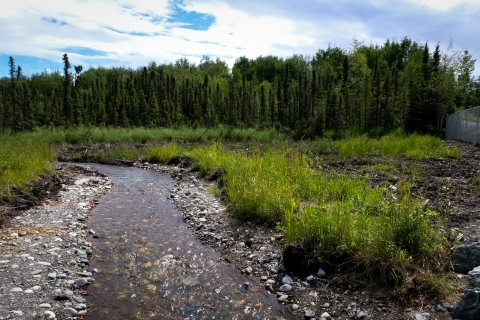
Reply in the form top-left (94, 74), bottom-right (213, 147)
top-left (75, 163), bottom-right (292, 319)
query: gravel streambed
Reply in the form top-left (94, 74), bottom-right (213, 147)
top-left (0, 165), bottom-right (111, 320)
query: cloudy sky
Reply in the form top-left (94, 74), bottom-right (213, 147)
top-left (0, 0), bottom-right (479, 77)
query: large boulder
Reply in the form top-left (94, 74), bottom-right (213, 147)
top-left (451, 242), bottom-right (480, 274)
top-left (454, 289), bottom-right (480, 320)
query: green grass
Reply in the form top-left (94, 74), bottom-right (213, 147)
top-left (0, 134), bottom-right (57, 202)
top-left (143, 140), bottom-right (455, 296)
top-left (336, 134), bottom-right (461, 159)
top-left (34, 125), bottom-right (286, 144)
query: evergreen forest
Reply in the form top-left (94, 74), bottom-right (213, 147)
top-left (1, 37), bottom-right (478, 136)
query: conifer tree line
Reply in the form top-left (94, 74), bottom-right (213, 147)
top-left (1, 37), bottom-right (478, 136)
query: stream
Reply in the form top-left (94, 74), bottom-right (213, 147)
top-left (73, 163), bottom-right (292, 319)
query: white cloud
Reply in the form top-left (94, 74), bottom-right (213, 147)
top-left (0, 0), bottom-right (479, 77)
top-left (406, 0), bottom-right (478, 11)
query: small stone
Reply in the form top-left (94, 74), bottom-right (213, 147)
top-left (30, 269), bottom-right (42, 275)
top-left (305, 309), bottom-right (315, 318)
top-left (74, 278), bottom-right (89, 287)
top-left (78, 310), bottom-right (87, 316)
top-left (320, 312), bottom-right (332, 320)
top-left (282, 275), bottom-right (293, 284)
top-left (44, 310), bottom-right (56, 319)
top-left (48, 272), bottom-right (57, 279)
top-left (436, 304), bottom-right (446, 312)
top-left (64, 307), bottom-right (78, 316)
top-left (24, 289), bottom-right (34, 293)
top-left (442, 302), bottom-right (455, 311)
top-left (39, 303), bottom-right (52, 308)
top-left (292, 304), bottom-right (299, 310)
top-left (32, 285), bottom-right (41, 291)
top-left (279, 284), bottom-right (292, 292)
top-left (74, 303), bottom-right (87, 310)
top-left (245, 266), bottom-right (253, 274)
top-left (317, 268), bottom-right (327, 277)
top-left (306, 275), bottom-right (315, 282)
top-left (277, 295), bottom-right (288, 302)
top-left (414, 313), bottom-right (428, 320)
top-left (356, 309), bottom-right (367, 319)
top-left (10, 287), bottom-right (23, 292)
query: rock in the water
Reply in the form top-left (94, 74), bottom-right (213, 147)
top-left (452, 242), bottom-right (480, 274)
top-left (454, 288), bottom-right (480, 320)
top-left (469, 266), bottom-right (480, 288)
top-left (44, 310), bottom-right (56, 319)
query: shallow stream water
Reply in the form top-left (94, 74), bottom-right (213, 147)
top-left (72, 163), bottom-right (292, 319)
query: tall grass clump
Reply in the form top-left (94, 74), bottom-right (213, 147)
top-left (282, 180), bottom-right (452, 295)
top-left (145, 143), bottom-right (181, 164)
top-left (0, 135), bottom-right (57, 200)
top-left (337, 134), bottom-right (460, 159)
top-left (223, 148), bottom-right (312, 221)
top-left (36, 126), bottom-right (285, 145)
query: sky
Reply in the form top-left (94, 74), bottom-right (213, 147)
top-left (0, 0), bottom-right (479, 78)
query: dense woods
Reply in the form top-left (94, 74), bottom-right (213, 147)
top-left (1, 37), bottom-right (478, 136)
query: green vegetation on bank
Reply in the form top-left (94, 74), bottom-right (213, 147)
top-left (144, 132), bottom-right (459, 297)
top-left (0, 128), bottom-right (461, 299)
top-left (0, 135), bottom-right (56, 203)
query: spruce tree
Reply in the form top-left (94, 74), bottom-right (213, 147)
top-left (62, 53), bottom-right (72, 128)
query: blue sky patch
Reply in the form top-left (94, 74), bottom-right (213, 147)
top-left (168, 2), bottom-right (215, 31)
top-left (104, 27), bottom-right (150, 37)
top-left (61, 48), bottom-right (107, 57)
top-left (0, 54), bottom-right (63, 78)
top-left (41, 17), bottom-right (68, 26)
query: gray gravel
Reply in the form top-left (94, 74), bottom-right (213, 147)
top-left (0, 165), bottom-right (111, 320)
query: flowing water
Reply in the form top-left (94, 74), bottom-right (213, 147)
top-left (73, 163), bottom-right (292, 319)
